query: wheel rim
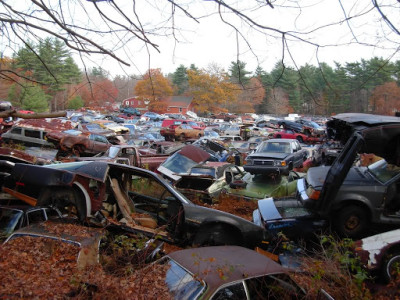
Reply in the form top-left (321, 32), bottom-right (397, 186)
top-left (387, 256), bottom-right (400, 280)
top-left (345, 215), bottom-right (360, 230)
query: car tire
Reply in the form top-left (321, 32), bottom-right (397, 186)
top-left (180, 133), bottom-right (185, 141)
top-left (382, 252), bottom-right (400, 283)
top-left (333, 205), bottom-right (369, 239)
top-left (193, 224), bottom-right (243, 247)
top-left (296, 136), bottom-right (304, 143)
top-left (276, 134), bottom-right (282, 138)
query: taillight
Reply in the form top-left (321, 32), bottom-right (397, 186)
top-left (306, 186), bottom-right (320, 200)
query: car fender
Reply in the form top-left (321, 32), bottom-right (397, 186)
top-left (330, 194), bottom-right (375, 220)
top-left (72, 181), bottom-right (92, 217)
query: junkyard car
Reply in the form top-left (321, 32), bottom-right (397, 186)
top-left (312, 139), bottom-right (343, 166)
top-left (354, 228), bottom-right (400, 282)
top-left (174, 162), bottom-right (244, 203)
top-left (2, 161), bottom-right (265, 248)
top-left (4, 220), bottom-right (105, 269)
top-left (47, 129), bottom-right (111, 158)
top-left (0, 205), bottom-right (63, 240)
top-left (151, 245), bottom-right (309, 299)
top-left (223, 171), bottom-right (304, 201)
top-left (254, 113), bottom-right (400, 240)
top-left (273, 129), bottom-right (321, 144)
top-left (173, 124), bottom-right (204, 141)
top-left (244, 139), bottom-right (308, 176)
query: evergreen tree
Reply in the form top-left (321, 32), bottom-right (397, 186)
top-left (20, 85), bottom-right (49, 112)
top-left (67, 96), bottom-right (84, 109)
top-left (228, 60), bottom-right (251, 85)
top-left (172, 64), bottom-right (188, 95)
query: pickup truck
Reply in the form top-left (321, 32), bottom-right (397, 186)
top-left (244, 138), bottom-right (308, 175)
top-left (74, 145), bottom-right (169, 172)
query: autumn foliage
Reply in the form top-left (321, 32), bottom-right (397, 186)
top-left (187, 69), bottom-right (240, 114)
top-left (134, 69), bottom-right (173, 113)
top-left (76, 78), bottom-right (118, 109)
top-left (369, 82), bottom-right (400, 115)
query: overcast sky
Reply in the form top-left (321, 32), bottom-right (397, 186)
top-left (2, 0), bottom-right (400, 77)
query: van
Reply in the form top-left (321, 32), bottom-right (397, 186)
top-left (1, 126), bottom-right (53, 147)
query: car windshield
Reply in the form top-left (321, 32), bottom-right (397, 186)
top-left (105, 146), bottom-right (121, 158)
top-left (162, 153), bottom-right (199, 175)
top-left (0, 208), bottom-right (23, 239)
top-left (258, 142), bottom-right (290, 153)
top-left (367, 159), bottom-right (400, 183)
top-left (164, 258), bottom-right (206, 300)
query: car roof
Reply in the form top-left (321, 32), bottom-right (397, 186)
top-left (265, 138), bottom-right (296, 143)
top-left (168, 246), bottom-right (286, 289)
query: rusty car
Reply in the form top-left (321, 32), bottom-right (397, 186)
top-left (47, 129), bottom-right (112, 159)
top-left (354, 228), bottom-right (400, 282)
top-left (2, 160), bottom-right (267, 248)
top-left (148, 245), bottom-right (331, 299)
top-left (171, 124), bottom-right (204, 141)
top-left (73, 145), bottom-right (170, 172)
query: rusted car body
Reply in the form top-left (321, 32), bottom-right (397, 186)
top-left (174, 162), bottom-right (244, 203)
top-left (0, 147), bottom-right (51, 165)
top-left (47, 130), bottom-right (111, 158)
top-left (73, 145), bottom-right (170, 172)
top-left (2, 161), bottom-right (265, 248)
top-left (174, 124), bottom-right (204, 141)
top-left (1, 118), bottom-right (76, 147)
top-left (354, 228), bottom-right (400, 282)
top-left (153, 246), bottom-right (308, 299)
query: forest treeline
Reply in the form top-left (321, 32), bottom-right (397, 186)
top-left (0, 38), bottom-right (399, 116)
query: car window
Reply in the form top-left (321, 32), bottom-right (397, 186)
top-left (25, 129), bottom-right (41, 139)
top-left (212, 282), bottom-right (246, 300)
top-left (26, 209), bottom-right (47, 225)
top-left (0, 209), bottom-right (23, 238)
top-left (10, 127), bottom-right (22, 135)
top-left (245, 274), bottom-right (303, 300)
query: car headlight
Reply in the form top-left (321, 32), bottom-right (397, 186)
top-left (246, 159), bottom-right (253, 165)
top-left (274, 160), bottom-right (286, 166)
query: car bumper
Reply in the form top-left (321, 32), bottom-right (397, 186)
top-left (244, 165), bottom-right (290, 175)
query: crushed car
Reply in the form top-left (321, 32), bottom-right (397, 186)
top-left (47, 129), bottom-right (112, 159)
top-left (174, 162), bottom-right (245, 203)
top-left (2, 160), bottom-right (267, 248)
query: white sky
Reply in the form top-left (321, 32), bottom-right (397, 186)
top-left (2, 0), bottom-right (400, 77)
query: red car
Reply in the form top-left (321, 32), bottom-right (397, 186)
top-left (273, 129), bottom-right (321, 144)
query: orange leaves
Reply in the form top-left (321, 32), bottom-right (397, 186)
top-left (135, 69), bottom-right (173, 107)
top-left (188, 69), bottom-right (240, 114)
top-left (369, 82), bottom-right (400, 115)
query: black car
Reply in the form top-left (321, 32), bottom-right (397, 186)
top-left (2, 161), bottom-right (265, 248)
top-left (277, 120), bottom-right (303, 133)
top-left (244, 139), bottom-right (308, 176)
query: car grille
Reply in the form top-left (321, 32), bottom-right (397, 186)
top-left (254, 160), bottom-right (273, 166)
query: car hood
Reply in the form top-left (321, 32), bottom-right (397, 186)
top-left (248, 152), bottom-right (288, 160)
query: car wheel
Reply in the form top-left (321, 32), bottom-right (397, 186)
top-left (296, 136), bottom-right (304, 143)
top-left (193, 224), bottom-right (243, 247)
top-left (382, 252), bottom-right (400, 283)
top-left (276, 134), bottom-right (282, 138)
top-left (333, 205), bottom-right (368, 239)
top-left (180, 133), bottom-right (185, 141)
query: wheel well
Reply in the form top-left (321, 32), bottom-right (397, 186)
top-left (332, 201), bottom-right (371, 224)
